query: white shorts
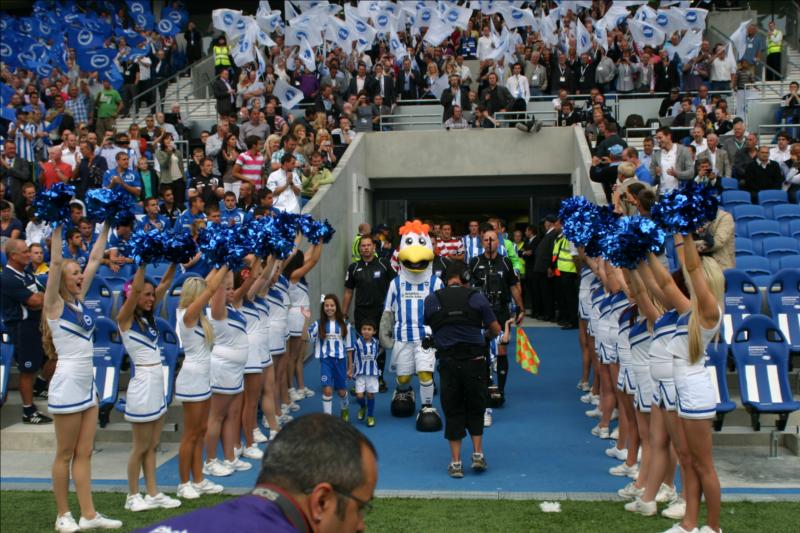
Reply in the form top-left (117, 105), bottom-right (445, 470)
top-left (174, 361), bottom-right (211, 402)
top-left (389, 340), bottom-right (435, 376)
top-left (245, 333), bottom-right (264, 374)
top-left (259, 325), bottom-right (273, 368)
top-left (210, 355), bottom-right (245, 395)
top-left (652, 378), bottom-right (678, 412)
top-left (355, 375), bottom-right (379, 394)
top-left (269, 318), bottom-right (288, 355)
top-left (617, 364), bottom-right (637, 394)
top-left (599, 342), bottom-right (618, 364)
top-left (632, 365), bottom-right (653, 413)
top-left (287, 307), bottom-right (306, 337)
top-left (674, 361), bottom-right (717, 420)
top-left (124, 365), bottom-right (167, 423)
top-left (49, 360), bottom-right (97, 415)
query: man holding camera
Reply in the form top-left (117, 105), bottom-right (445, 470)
top-left (424, 262), bottom-right (501, 478)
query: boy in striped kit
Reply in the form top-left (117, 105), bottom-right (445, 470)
top-left (350, 321), bottom-right (380, 427)
top-left (308, 294), bottom-right (354, 421)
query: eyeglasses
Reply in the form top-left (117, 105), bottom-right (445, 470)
top-left (304, 487), bottom-right (373, 517)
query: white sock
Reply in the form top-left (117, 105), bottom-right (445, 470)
top-left (420, 380), bottom-right (434, 406)
top-left (339, 395), bottom-right (349, 411)
top-left (322, 395), bottom-right (333, 415)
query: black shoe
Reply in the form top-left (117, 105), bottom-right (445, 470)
top-left (515, 122), bottom-right (531, 133)
top-left (33, 388), bottom-right (49, 400)
top-left (22, 410), bottom-right (53, 424)
top-left (533, 121), bottom-right (543, 133)
top-left (378, 380), bottom-right (388, 393)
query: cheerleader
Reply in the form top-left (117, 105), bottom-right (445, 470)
top-left (283, 242), bottom-right (324, 405)
top-left (576, 254), bottom-right (598, 393)
top-left (203, 259), bottom-right (258, 476)
top-left (582, 273), bottom-right (605, 408)
top-left (308, 294), bottom-right (354, 419)
top-left (174, 266), bottom-right (228, 499)
top-left (43, 223), bottom-right (122, 532)
top-left (268, 266), bottom-right (293, 422)
top-left (650, 235), bottom-right (725, 533)
top-left (117, 264), bottom-right (181, 512)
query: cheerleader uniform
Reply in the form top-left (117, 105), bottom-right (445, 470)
top-left (253, 296), bottom-right (273, 368)
top-left (287, 277), bottom-right (310, 337)
top-left (648, 310), bottom-right (679, 411)
top-left (597, 292), bottom-right (627, 364)
top-left (629, 318), bottom-right (654, 413)
top-left (578, 267), bottom-right (596, 321)
top-left (120, 319), bottom-right (166, 423)
top-left (588, 284), bottom-right (605, 341)
top-left (240, 300), bottom-right (263, 374)
top-left (174, 309), bottom-right (212, 402)
top-left (47, 301), bottom-right (98, 414)
top-left (616, 305), bottom-right (638, 394)
top-left (209, 305), bottom-right (249, 394)
top-left (267, 275), bottom-right (289, 355)
top-left (667, 311), bottom-right (721, 420)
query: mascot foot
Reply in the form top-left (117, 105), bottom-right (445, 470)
top-left (416, 405), bottom-right (443, 432)
top-left (390, 388), bottom-right (416, 417)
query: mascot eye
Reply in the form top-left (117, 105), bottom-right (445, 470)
top-left (405, 237), bottom-right (413, 245)
top-left (418, 237), bottom-right (426, 245)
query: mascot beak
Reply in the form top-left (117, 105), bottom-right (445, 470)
top-left (398, 245), bottom-right (434, 273)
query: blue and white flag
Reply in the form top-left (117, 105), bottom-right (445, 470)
top-left (675, 7), bottom-right (708, 31)
top-left (388, 30), bottom-right (408, 60)
top-left (672, 27), bottom-right (701, 62)
top-left (597, 5), bottom-right (630, 31)
top-left (23, 59), bottom-right (53, 79)
top-left (634, 5), bottom-right (657, 24)
top-left (257, 10), bottom-right (283, 34)
top-left (76, 48), bottom-right (117, 73)
top-left (729, 19), bottom-right (751, 60)
top-left (441, 4), bottom-right (472, 30)
top-left (161, 6), bottom-right (188, 28)
top-left (212, 9), bottom-right (244, 35)
top-left (371, 8), bottom-right (396, 35)
top-left (298, 38), bottom-right (317, 71)
top-left (430, 74), bottom-right (449, 99)
top-left (344, 7), bottom-right (376, 52)
top-left (594, 23), bottom-right (609, 52)
top-left (502, 6), bottom-right (536, 30)
top-left (102, 68), bottom-right (124, 90)
top-left (539, 13), bottom-right (560, 47)
top-left (0, 84), bottom-right (15, 105)
top-left (423, 17), bottom-right (454, 47)
top-left (652, 7), bottom-right (688, 36)
top-left (575, 17), bottom-right (593, 56)
top-left (412, 6), bottom-right (437, 29)
top-left (232, 33), bottom-right (256, 67)
top-left (132, 12), bottom-right (155, 31)
top-left (326, 15), bottom-right (353, 50)
top-left (628, 20), bottom-right (666, 48)
top-left (127, 0), bottom-right (152, 17)
top-left (121, 46), bottom-right (150, 62)
top-left (115, 27), bottom-right (146, 47)
top-left (156, 17), bottom-right (181, 37)
top-left (0, 36), bottom-right (19, 68)
top-left (68, 27), bottom-right (106, 50)
top-left (272, 77), bottom-right (304, 109)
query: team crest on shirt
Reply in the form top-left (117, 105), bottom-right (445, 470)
top-left (148, 326), bottom-right (158, 337)
top-left (81, 314), bottom-right (94, 328)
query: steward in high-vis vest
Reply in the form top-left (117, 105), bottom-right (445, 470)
top-left (423, 261), bottom-right (500, 478)
top-left (551, 219), bottom-right (579, 329)
top-left (766, 20), bottom-right (783, 81)
top-left (213, 36), bottom-right (232, 75)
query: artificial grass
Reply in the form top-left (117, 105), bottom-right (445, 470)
top-left (1, 491), bottom-right (798, 532)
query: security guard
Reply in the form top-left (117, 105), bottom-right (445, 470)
top-left (468, 229), bottom-right (525, 400)
top-left (766, 20), bottom-right (783, 81)
top-left (552, 218), bottom-right (579, 329)
top-left (423, 261), bottom-right (501, 478)
top-left (342, 234), bottom-right (395, 391)
top-left (213, 35), bottom-right (232, 76)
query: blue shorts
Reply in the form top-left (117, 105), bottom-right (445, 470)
top-left (320, 358), bottom-right (347, 390)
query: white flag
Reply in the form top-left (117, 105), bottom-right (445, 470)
top-left (635, 5), bottom-right (657, 24)
top-left (345, 5), bottom-right (377, 52)
top-left (502, 7), bottom-right (536, 30)
top-left (594, 23), bottom-right (609, 51)
top-left (441, 4), bottom-right (473, 30)
top-left (628, 20), bottom-right (666, 48)
top-left (672, 28), bottom-right (702, 62)
top-left (575, 17), bottom-right (592, 56)
top-left (539, 13), bottom-right (559, 47)
top-left (430, 74), bottom-right (449, 99)
top-left (212, 9), bottom-right (244, 34)
top-left (486, 27), bottom-right (509, 61)
top-left (652, 7), bottom-right (688, 37)
top-left (423, 17), bottom-right (455, 47)
top-left (388, 30), bottom-right (408, 60)
top-left (724, 42), bottom-right (738, 74)
top-left (298, 38), bottom-right (317, 71)
top-left (597, 5), bottom-right (630, 31)
top-left (284, 0), bottom-right (300, 22)
top-left (232, 33), bottom-right (255, 67)
top-left (675, 7), bottom-right (708, 31)
top-left (272, 78), bottom-right (304, 109)
top-left (325, 15), bottom-right (353, 49)
top-left (729, 19), bottom-right (751, 60)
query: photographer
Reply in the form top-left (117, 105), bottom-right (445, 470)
top-left (423, 262), bottom-right (501, 478)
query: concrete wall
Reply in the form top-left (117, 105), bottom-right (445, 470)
top-left (707, 10), bottom-right (759, 48)
top-left (572, 125), bottom-right (606, 205)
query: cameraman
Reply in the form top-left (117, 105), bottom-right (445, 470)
top-left (468, 229), bottom-right (524, 401)
top-left (423, 262), bottom-right (501, 478)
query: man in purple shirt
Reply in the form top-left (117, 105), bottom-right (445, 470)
top-left (137, 414), bottom-right (378, 533)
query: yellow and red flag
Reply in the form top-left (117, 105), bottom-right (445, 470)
top-left (515, 328), bottom-right (540, 375)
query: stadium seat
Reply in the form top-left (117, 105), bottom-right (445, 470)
top-left (731, 315), bottom-right (800, 431)
top-left (721, 190), bottom-right (751, 208)
top-left (731, 204), bottom-right (766, 223)
top-left (779, 255), bottom-right (800, 269)
top-left (772, 204), bottom-right (800, 234)
top-left (164, 272), bottom-right (202, 328)
top-left (734, 221), bottom-right (749, 238)
top-left (0, 328), bottom-right (13, 406)
top-left (92, 317), bottom-right (125, 428)
top-left (723, 269), bottom-right (762, 345)
top-left (757, 190), bottom-right (789, 210)
top-left (734, 237), bottom-right (755, 256)
top-left (155, 318), bottom-right (180, 406)
top-left (766, 269), bottom-right (800, 354)
top-left (761, 237), bottom-right (800, 262)
top-left (747, 220), bottom-right (782, 253)
top-left (97, 265), bottom-right (130, 292)
top-left (83, 276), bottom-right (114, 320)
top-left (788, 219), bottom-right (800, 239)
top-left (705, 339), bottom-right (736, 431)
top-left (149, 262), bottom-right (171, 279)
top-left (0, 251), bottom-right (6, 267)
top-left (734, 256), bottom-right (773, 287)
top-left (720, 177), bottom-right (738, 190)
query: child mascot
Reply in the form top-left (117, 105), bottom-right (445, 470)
top-left (380, 220), bottom-right (444, 431)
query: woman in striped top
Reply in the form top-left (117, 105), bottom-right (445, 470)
top-left (308, 294), bottom-right (354, 420)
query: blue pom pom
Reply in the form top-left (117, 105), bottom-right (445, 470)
top-left (128, 230), bottom-right (165, 265)
top-left (559, 196), bottom-right (600, 248)
top-left (32, 183), bottom-right (75, 226)
top-left (651, 181), bottom-right (719, 234)
top-left (602, 216), bottom-right (666, 269)
top-left (584, 206), bottom-right (620, 258)
top-left (198, 223), bottom-right (252, 270)
top-left (303, 219), bottom-right (336, 245)
top-left (161, 232), bottom-right (198, 264)
top-left (85, 189), bottom-right (137, 227)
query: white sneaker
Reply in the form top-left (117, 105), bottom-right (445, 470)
top-left (177, 483), bottom-right (200, 500)
top-left (269, 429), bottom-right (279, 440)
top-left (288, 402), bottom-right (300, 412)
top-left (281, 403), bottom-right (290, 414)
top-left (124, 493), bottom-right (156, 512)
top-left (605, 446), bottom-right (627, 461)
top-left (610, 426), bottom-right (619, 440)
top-left (193, 478), bottom-right (225, 495)
top-left (202, 458), bottom-right (234, 477)
top-left (660, 524), bottom-right (697, 533)
top-left (662, 497), bottom-right (687, 520)
top-left (591, 395), bottom-right (600, 405)
top-left (699, 526), bottom-right (722, 533)
top-left (54, 512), bottom-right (80, 533)
top-left (289, 388), bottom-right (305, 402)
top-left (591, 425), bottom-right (611, 439)
top-left (576, 380), bottom-right (590, 391)
top-left (585, 407), bottom-right (602, 418)
top-left (484, 408), bottom-right (493, 427)
top-left (609, 462), bottom-right (639, 478)
top-left (253, 427), bottom-right (268, 443)
top-left (656, 483), bottom-right (677, 503)
top-left (242, 444), bottom-right (264, 460)
top-left (580, 392), bottom-right (599, 404)
top-left (144, 493), bottom-right (181, 509)
top-left (610, 408), bottom-right (619, 421)
top-left (78, 513), bottom-right (122, 530)
top-left (624, 498), bottom-right (657, 516)
top-left (301, 387), bottom-right (315, 398)
top-left (278, 414), bottom-right (294, 425)
top-left (223, 458), bottom-right (252, 471)
top-left (617, 482), bottom-right (644, 500)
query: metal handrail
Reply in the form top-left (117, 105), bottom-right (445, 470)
top-left (131, 54), bottom-right (215, 120)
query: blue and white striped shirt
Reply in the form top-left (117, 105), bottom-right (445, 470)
top-left (352, 336), bottom-right (380, 377)
top-left (384, 275), bottom-right (444, 342)
top-left (308, 319), bottom-right (354, 359)
top-left (16, 122), bottom-right (38, 163)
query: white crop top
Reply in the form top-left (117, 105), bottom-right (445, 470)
top-left (176, 308), bottom-right (211, 367)
top-left (120, 318), bottom-right (161, 366)
top-left (666, 310), bottom-right (722, 366)
top-left (47, 301), bottom-right (95, 361)
top-left (288, 277), bottom-right (310, 308)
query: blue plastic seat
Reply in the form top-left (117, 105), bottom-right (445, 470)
top-left (757, 190), bottom-right (789, 210)
top-left (735, 237), bottom-right (754, 256)
top-left (92, 317), bottom-right (125, 427)
top-left (779, 255), bottom-right (800, 270)
top-left (772, 204), bottom-right (800, 234)
top-left (731, 204), bottom-right (766, 223)
top-left (734, 256), bottom-right (772, 287)
top-left (747, 220), bottom-right (783, 253)
top-left (734, 221), bottom-right (750, 238)
top-left (148, 262), bottom-right (171, 279)
top-left (83, 277), bottom-right (114, 320)
top-left (705, 339), bottom-right (736, 431)
top-left (788, 219), bottom-right (800, 239)
top-left (722, 269), bottom-right (762, 345)
top-left (164, 272), bottom-right (202, 328)
top-left (720, 177), bottom-right (738, 190)
top-left (731, 315), bottom-right (800, 431)
top-left (721, 190), bottom-right (751, 208)
top-left (761, 236), bottom-right (800, 263)
top-left (0, 328), bottom-right (13, 406)
top-left (766, 269), bottom-right (800, 354)
top-left (155, 318), bottom-right (180, 407)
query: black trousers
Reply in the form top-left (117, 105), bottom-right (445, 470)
top-left (525, 272), bottom-right (537, 316)
top-left (533, 271), bottom-right (554, 320)
top-left (767, 52), bottom-right (781, 81)
top-left (439, 355), bottom-right (489, 441)
top-left (558, 272), bottom-right (579, 326)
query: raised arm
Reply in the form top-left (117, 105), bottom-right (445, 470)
top-left (232, 256), bottom-right (260, 307)
top-left (289, 243), bottom-right (323, 283)
top-left (249, 256), bottom-right (275, 300)
top-left (184, 266), bottom-right (229, 328)
top-left (646, 249), bottom-right (690, 313)
top-left (44, 224), bottom-right (65, 317)
top-left (636, 259), bottom-right (668, 309)
top-left (154, 263), bottom-right (177, 305)
top-left (80, 222), bottom-right (111, 299)
top-left (679, 233), bottom-right (720, 327)
top-left (117, 265), bottom-right (146, 331)
top-left (627, 267), bottom-right (660, 325)
top-left (210, 270), bottom-right (228, 321)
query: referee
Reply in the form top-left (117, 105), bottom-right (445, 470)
top-left (423, 261), bottom-right (500, 478)
top-left (342, 234), bottom-right (395, 392)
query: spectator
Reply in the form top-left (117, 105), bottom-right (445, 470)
top-left (713, 107), bottom-right (732, 136)
top-left (218, 132), bottom-right (240, 195)
top-left (441, 74), bottom-right (469, 123)
top-left (1, 140), bottom-right (31, 200)
top-left (696, 208), bottom-right (735, 270)
top-left (64, 85), bottom-right (91, 126)
top-left (28, 242), bottom-right (49, 281)
top-left (238, 107), bottom-right (269, 145)
top-left (315, 130), bottom-right (337, 169)
top-left (159, 185), bottom-right (181, 227)
top-left (721, 120), bottom-right (747, 163)
top-left (622, 147), bottom-right (653, 184)
top-left (691, 106), bottom-right (714, 136)
top-left (15, 182), bottom-right (37, 227)
top-left (595, 121), bottom-right (627, 158)
top-left (397, 57), bottom-right (421, 101)
top-left (220, 191), bottom-right (246, 225)
top-left (741, 24), bottom-right (765, 77)
top-left (93, 78), bottom-right (122, 138)
top-left (331, 116), bottom-right (356, 145)
top-left (783, 143), bottom-right (800, 202)
top-left (697, 134), bottom-right (732, 178)
top-left (526, 50), bottom-right (548, 96)
top-left (237, 181), bottom-right (257, 214)
top-left (213, 69), bottom-right (237, 118)
top-left (233, 135), bottom-right (265, 196)
top-left (106, 221), bottom-right (134, 273)
top-left (136, 196), bottom-right (171, 232)
top-left (176, 194), bottom-right (206, 232)
top-left (776, 81), bottom-right (800, 140)
top-left (188, 157), bottom-right (224, 207)
top-left (267, 153), bottom-right (301, 214)
top-left (480, 72), bottom-right (511, 116)
top-left (671, 98), bottom-right (695, 128)
top-left (263, 100), bottom-right (288, 137)
top-left (155, 112), bottom-right (180, 141)
top-left (709, 46), bottom-right (735, 92)
top-left (136, 155), bottom-right (159, 202)
top-left (239, 70), bottom-right (266, 110)
top-left (102, 152), bottom-right (142, 199)
top-left (155, 133), bottom-right (186, 208)
top-left (690, 126), bottom-right (708, 156)
top-left (444, 106), bottom-right (470, 130)
top-left (733, 132), bottom-right (759, 180)
top-left (769, 132), bottom-right (792, 164)
top-left (62, 227), bottom-right (89, 269)
top-left (0, 200), bottom-right (23, 246)
top-left (741, 145), bottom-right (784, 202)
top-left (39, 146), bottom-right (73, 190)
top-left (354, 93), bottom-right (375, 133)
top-left (659, 87), bottom-right (682, 118)
top-left (301, 152), bottom-right (335, 203)
top-left (650, 127), bottom-right (694, 193)
top-left (184, 21), bottom-right (203, 65)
